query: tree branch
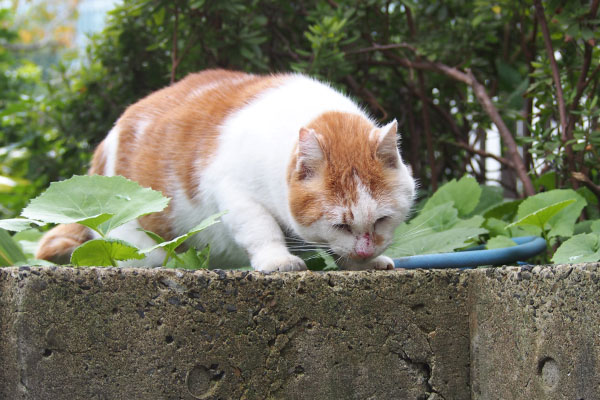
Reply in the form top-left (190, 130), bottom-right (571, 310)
top-left (343, 75), bottom-right (388, 120)
top-left (572, 172), bottom-right (600, 198)
top-left (405, 7), bottom-right (437, 191)
top-left (446, 140), bottom-right (514, 168)
top-left (534, 0), bottom-right (569, 143)
top-left (357, 40), bottom-right (536, 195)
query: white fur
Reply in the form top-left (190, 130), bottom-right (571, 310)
top-left (192, 75), bottom-right (414, 271)
top-left (103, 126), bottom-right (119, 177)
top-left (106, 74), bottom-right (414, 271)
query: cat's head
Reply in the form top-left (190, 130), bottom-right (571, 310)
top-left (288, 111), bottom-right (415, 268)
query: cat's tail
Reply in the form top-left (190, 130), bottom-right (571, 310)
top-left (35, 223), bottom-right (94, 264)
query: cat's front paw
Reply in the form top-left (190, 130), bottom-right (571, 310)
top-left (368, 255), bottom-right (395, 270)
top-left (251, 250), bottom-right (307, 273)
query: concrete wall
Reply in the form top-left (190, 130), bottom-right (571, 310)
top-left (0, 264), bottom-right (598, 399)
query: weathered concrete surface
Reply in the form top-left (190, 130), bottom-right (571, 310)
top-left (469, 263), bottom-right (600, 400)
top-left (2, 264), bottom-right (599, 399)
top-left (0, 267), bottom-right (470, 400)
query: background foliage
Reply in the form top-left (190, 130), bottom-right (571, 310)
top-left (2, 0), bottom-right (599, 223)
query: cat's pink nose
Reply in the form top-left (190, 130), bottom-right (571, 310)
top-left (355, 233), bottom-right (375, 259)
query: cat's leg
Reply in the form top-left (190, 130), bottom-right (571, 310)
top-left (216, 190), bottom-right (306, 273)
top-left (367, 255), bottom-right (395, 270)
top-left (336, 254), bottom-right (395, 271)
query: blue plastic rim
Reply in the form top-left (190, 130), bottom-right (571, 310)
top-left (393, 236), bottom-right (547, 270)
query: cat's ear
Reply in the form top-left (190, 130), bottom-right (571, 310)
top-left (372, 120), bottom-right (400, 168)
top-left (297, 127), bottom-right (324, 179)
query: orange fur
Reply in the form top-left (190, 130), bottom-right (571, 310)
top-left (288, 111), bottom-right (397, 226)
top-left (37, 70), bottom-right (287, 262)
top-left (35, 223), bottom-right (93, 264)
top-left (112, 70), bottom-right (284, 237)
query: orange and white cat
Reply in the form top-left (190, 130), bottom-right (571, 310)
top-left (36, 69), bottom-right (415, 272)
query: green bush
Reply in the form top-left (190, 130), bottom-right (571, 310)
top-left (2, 1), bottom-right (599, 222)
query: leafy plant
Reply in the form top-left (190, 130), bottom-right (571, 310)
top-left (1, 175), bottom-right (223, 268)
top-left (1, 174), bottom-right (599, 269)
top-left (384, 176), bottom-right (595, 264)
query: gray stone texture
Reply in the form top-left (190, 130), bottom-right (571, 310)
top-left (0, 263), bottom-right (598, 399)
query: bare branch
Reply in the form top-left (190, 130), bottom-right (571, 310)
top-left (405, 7), bottom-right (437, 190)
top-left (572, 172), bottom-right (600, 198)
top-left (347, 43), bottom-right (418, 55)
top-left (379, 51), bottom-right (536, 195)
top-left (446, 140), bottom-right (514, 168)
top-left (343, 75), bottom-right (388, 120)
top-left (534, 0), bottom-right (569, 143)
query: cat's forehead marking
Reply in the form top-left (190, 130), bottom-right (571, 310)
top-left (330, 177), bottom-right (377, 225)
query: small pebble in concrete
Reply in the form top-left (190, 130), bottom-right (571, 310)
top-left (538, 357), bottom-right (559, 390)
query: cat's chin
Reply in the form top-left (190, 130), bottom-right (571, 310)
top-left (334, 254), bottom-right (395, 271)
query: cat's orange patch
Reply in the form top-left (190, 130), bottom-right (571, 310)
top-left (97, 70), bottom-right (285, 239)
top-left (35, 223), bottom-right (94, 264)
top-left (89, 141), bottom-right (106, 175)
top-left (288, 111), bottom-right (397, 226)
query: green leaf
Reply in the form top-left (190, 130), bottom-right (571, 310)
top-left (22, 175), bottom-right (170, 236)
top-left (0, 218), bottom-right (45, 232)
top-left (387, 226), bottom-right (487, 257)
top-left (484, 217), bottom-right (510, 237)
top-left (533, 171), bottom-right (557, 191)
top-left (139, 229), bottom-right (166, 245)
top-left (592, 221), bottom-right (600, 233)
top-left (483, 199), bottom-right (521, 221)
top-left (515, 189), bottom-right (586, 237)
top-left (141, 212), bottom-right (225, 256)
top-left (470, 185), bottom-right (504, 216)
top-left (71, 238), bottom-right (145, 267)
top-left (552, 233), bottom-right (600, 264)
top-left (407, 202), bottom-right (459, 232)
top-left (0, 228), bottom-right (27, 266)
top-left (486, 236), bottom-right (517, 250)
top-left (13, 228), bottom-right (44, 258)
top-left (422, 176), bottom-right (482, 217)
top-left (165, 246), bottom-right (210, 270)
top-left (508, 199), bottom-right (576, 231)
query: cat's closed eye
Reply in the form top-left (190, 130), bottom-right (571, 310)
top-left (333, 223), bottom-right (352, 233)
top-left (375, 216), bottom-right (390, 228)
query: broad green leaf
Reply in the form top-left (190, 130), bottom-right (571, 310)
top-left (387, 227), bottom-right (487, 257)
top-left (486, 236), bottom-right (517, 250)
top-left (141, 212), bottom-right (225, 255)
top-left (166, 246), bottom-right (210, 270)
top-left (484, 217), bottom-right (510, 237)
top-left (0, 228), bottom-right (27, 266)
top-left (423, 176), bottom-right (481, 216)
top-left (0, 218), bottom-right (45, 232)
top-left (574, 220), bottom-right (594, 234)
top-left (533, 171), bottom-right (557, 192)
top-left (422, 176), bottom-right (482, 217)
top-left (484, 199), bottom-right (521, 221)
top-left (470, 185), bottom-right (504, 216)
top-left (71, 238), bottom-right (145, 267)
top-left (592, 221), bottom-right (600, 233)
top-left (453, 215), bottom-right (485, 229)
top-left (407, 202), bottom-right (459, 232)
top-left (22, 175), bottom-right (170, 236)
top-left (507, 199), bottom-right (576, 231)
top-left (515, 189), bottom-right (586, 237)
top-left (552, 233), bottom-right (600, 264)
